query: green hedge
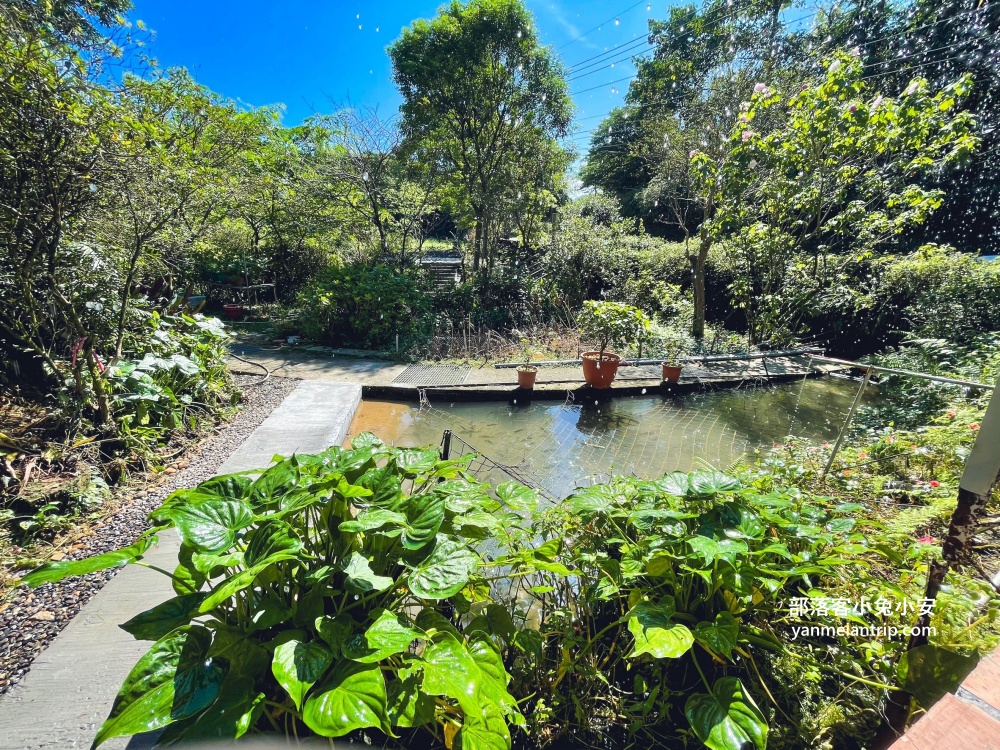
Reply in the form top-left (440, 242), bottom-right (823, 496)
top-left (297, 265), bottom-right (432, 350)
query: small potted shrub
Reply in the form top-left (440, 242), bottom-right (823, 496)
top-left (662, 339), bottom-right (685, 384)
top-left (576, 301), bottom-right (651, 389)
top-left (516, 337), bottom-right (539, 389)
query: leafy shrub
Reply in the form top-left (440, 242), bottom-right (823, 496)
top-left (501, 471), bottom-right (995, 749)
top-left (867, 245), bottom-right (1000, 348)
top-left (21, 447), bottom-right (998, 749)
top-left (297, 264), bottom-right (432, 350)
top-left (108, 311), bottom-right (235, 447)
top-left (576, 300), bottom-right (651, 356)
top-left (23, 436), bottom-right (525, 747)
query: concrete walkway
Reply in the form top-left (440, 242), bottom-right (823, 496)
top-left (0, 381), bottom-right (362, 750)
top-left (231, 344), bottom-right (844, 391)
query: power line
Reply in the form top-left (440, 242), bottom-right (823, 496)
top-left (562, 40), bottom-right (993, 143)
top-left (557, 0), bottom-right (651, 51)
top-left (569, 16), bottom-right (992, 99)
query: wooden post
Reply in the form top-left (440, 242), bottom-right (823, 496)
top-left (876, 376), bottom-right (1000, 746)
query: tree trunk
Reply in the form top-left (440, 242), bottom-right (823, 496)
top-left (691, 197), bottom-right (714, 339)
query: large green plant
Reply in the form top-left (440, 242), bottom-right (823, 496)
top-left (576, 300), bottom-right (651, 358)
top-left (297, 264), bottom-right (433, 351)
top-left (496, 471), bottom-right (993, 749)
top-left (22, 436), bottom-right (525, 748)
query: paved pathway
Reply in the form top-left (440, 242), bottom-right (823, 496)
top-left (0, 382), bottom-right (362, 750)
top-left (231, 344), bottom-right (843, 389)
top-left (889, 645), bottom-right (1000, 749)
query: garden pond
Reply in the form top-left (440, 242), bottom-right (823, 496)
top-left (348, 375), bottom-right (872, 498)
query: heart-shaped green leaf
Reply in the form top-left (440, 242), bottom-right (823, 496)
top-left (693, 612), bottom-right (740, 660)
top-left (342, 552), bottom-right (394, 594)
top-left (157, 499), bottom-right (253, 553)
top-left (271, 636), bottom-right (333, 710)
top-left (420, 632), bottom-right (482, 716)
top-left (93, 625), bottom-right (227, 747)
top-left (689, 470), bottom-right (741, 498)
top-left (685, 677), bottom-right (768, 750)
top-left (408, 537), bottom-right (479, 600)
top-left (356, 465), bottom-right (404, 510)
top-left (302, 660), bottom-right (389, 737)
top-left (344, 609), bottom-right (422, 663)
top-left (403, 494), bottom-right (446, 550)
top-left (496, 482), bottom-right (539, 513)
top-left (395, 448), bottom-right (439, 475)
top-left (456, 700), bottom-right (511, 750)
top-left (627, 600), bottom-right (694, 659)
top-left (244, 519), bottom-right (302, 567)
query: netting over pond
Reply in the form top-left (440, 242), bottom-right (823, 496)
top-left (355, 376), bottom-right (879, 498)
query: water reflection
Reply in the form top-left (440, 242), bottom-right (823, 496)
top-left (347, 376), bottom-right (871, 497)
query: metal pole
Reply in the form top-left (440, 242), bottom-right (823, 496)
top-left (440, 429), bottom-right (452, 461)
top-left (822, 366), bottom-right (874, 477)
top-left (807, 355), bottom-right (993, 391)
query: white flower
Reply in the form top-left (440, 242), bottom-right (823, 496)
top-left (829, 59), bottom-right (842, 73)
top-left (872, 95), bottom-right (884, 109)
top-left (850, 46), bottom-right (861, 57)
top-left (904, 81), bottom-right (919, 96)
top-left (754, 82), bottom-right (769, 95)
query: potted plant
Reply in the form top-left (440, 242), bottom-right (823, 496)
top-left (516, 336), bottom-right (539, 389)
top-left (661, 339), bottom-right (685, 384)
top-left (576, 301), bottom-right (651, 389)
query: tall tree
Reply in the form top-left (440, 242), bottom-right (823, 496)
top-left (389, 0), bottom-right (572, 276)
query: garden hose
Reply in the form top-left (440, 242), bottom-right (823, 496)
top-left (229, 351), bottom-right (272, 388)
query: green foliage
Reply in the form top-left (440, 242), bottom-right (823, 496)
top-left (501, 470), bottom-right (997, 749)
top-left (389, 0), bottom-right (572, 274)
top-left (698, 53), bottom-right (978, 344)
top-left (107, 311), bottom-right (234, 444)
top-left (23, 437), bottom-right (524, 746)
top-left (576, 301), bottom-right (651, 357)
top-left (22, 441), bottom-right (1000, 749)
top-left (297, 265), bottom-right (433, 351)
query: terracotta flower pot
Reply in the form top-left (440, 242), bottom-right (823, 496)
top-left (517, 366), bottom-right (538, 389)
top-left (582, 351), bottom-right (621, 389)
top-left (662, 363), bottom-right (683, 384)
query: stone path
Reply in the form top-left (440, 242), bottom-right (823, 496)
top-left (231, 344), bottom-right (845, 391)
top-left (0, 382), bottom-right (363, 750)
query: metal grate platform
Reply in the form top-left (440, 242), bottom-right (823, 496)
top-left (392, 364), bottom-right (471, 386)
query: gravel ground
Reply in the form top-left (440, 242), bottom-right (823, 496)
top-left (0, 374), bottom-right (299, 695)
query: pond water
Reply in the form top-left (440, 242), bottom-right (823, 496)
top-left (347, 376), bottom-right (870, 498)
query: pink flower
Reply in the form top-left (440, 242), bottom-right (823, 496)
top-left (872, 95), bottom-right (884, 109)
top-left (754, 82), bottom-right (769, 95)
top-left (946, 411), bottom-right (956, 418)
top-left (849, 104), bottom-right (858, 114)
top-left (917, 536), bottom-right (935, 544)
top-left (689, 149), bottom-right (698, 159)
top-left (850, 46), bottom-right (861, 57)
top-left (970, 422), bottom-right (981, 430)
top-left (904, 81), bottom-right (919, 96)
top-left (929, 480), bottom-right (940, 488)
top-left (742, 131), bottom-right (752, 141)
top-left (739, 112), bottom-right (750, 123)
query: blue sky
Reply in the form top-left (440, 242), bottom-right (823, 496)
top-left (128, 0), bottom-right (672, 152)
